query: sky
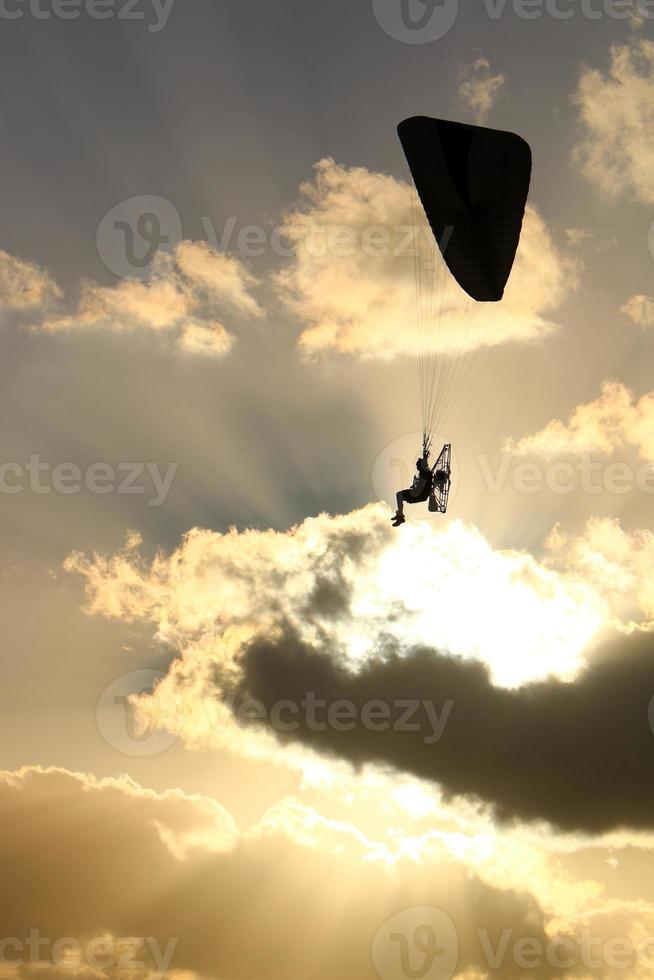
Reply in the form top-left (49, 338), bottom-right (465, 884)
top-left (3, 0), bottom-right (654, 978)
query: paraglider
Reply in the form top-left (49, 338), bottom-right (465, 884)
top-left (392, 443), bottom-right (451, 527)
top-left (391, 115), bottom-right (531, 525)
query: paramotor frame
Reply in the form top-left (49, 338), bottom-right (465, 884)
top-left (430, 443), bottom-right (452, 514)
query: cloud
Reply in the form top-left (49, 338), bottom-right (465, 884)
top-left (573, 39), bottom-right (654, 204)
top-left (1, 243), bottom-right (262, 358)
top-left (565, 228), bottom-right (618, 253)
top-left (175, 320), bottom-right (234, 357)
top-left (0, 766), bottom-right (573, 980)
top-left (45, 244), bottom-right (262, 355)
top-left (565, 227), bottom-right (595, 249)
top-left (275, 159), bottom-right (577, 360)
top-left (174, 240), bottom-right (263, 319)
top-left (504, 380), bottom-right (654, 461)
top-left (0, 250), bottom-right (62, 312)
top-left (621, 294), bottom-right (654, 328)
top-left (60, 507), bottom-right (654, 941)
top-left (458, 58), bottom-right (506, 124)
top-left (66, 500), bottom-right (654, 833)
top-left (46, 268), bottom-right (192, 334)
top-left (545, 517), bottom-right (654, 627)
top-left (229, 622), bottom-right (654, 833)
top-left (65, 507), bottom-right (606, 692)
top-left (630, 1), bottom-right (654, 29)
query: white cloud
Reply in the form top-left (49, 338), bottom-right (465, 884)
top-left (565, 227), bottom-right (618, 253)
top-left (275, 159), bottom-right (576, 360)
top-left (0, 243), bottom-right (260, 358)
top-left (174, 240), bottom-right (262, 318)
top-left (621, 294), bottom-right (654, 327)
top-left (0, 250), bottom-right (62, 312)
top-left (66, 506), bottom-right (606, 697)
top-left (176, 320), bottom-right (233, 358)
top-left (58, 511), bottom-right (654, 959)
top-left (505, 380), bottom-right (654, 461)
top-left (629, 1), bottom-right (649, 30)
top-left (545, 517), bottom-right (654, 628)
top-left (46, 267), bottom-right (190, 334)
top-left (45, 245), bottom-right (261, 351)
top-left (573, 39), bottom-right (654, 204)
top-left (565, 227), bottom-right (594, 249)
top-left (458, 57), bottom-right (506, 124)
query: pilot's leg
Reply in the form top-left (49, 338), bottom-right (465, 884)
top-left (392, 491), bottom-right (407, 526)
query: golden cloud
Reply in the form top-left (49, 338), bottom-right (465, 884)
top-left (573, 39), bottom-right (654, 204)
top-left (505, 380), bottom-right (654, 462)
top-left (275, 159), bottom-right (576, 360)
top-left (0, 243), bottom-right (261, 359)
top-left (2, 765), bottom-right (650, 980)
top-left (458, 57), bottom-right (506, 124)
top-left (0, 250), bottom-right (62, 312)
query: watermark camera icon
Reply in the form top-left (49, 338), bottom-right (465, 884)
top-left (96, 668), bottom-right (180, 757)
top-left (96, 194), bottom-right (182, 281)
top-left (372, 906), bottom-right (458, 980)
top-left (372, 0), bottom-right (459, 43)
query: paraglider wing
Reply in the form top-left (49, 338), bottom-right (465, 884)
top-left (398, 116), bottom-right (532, 302)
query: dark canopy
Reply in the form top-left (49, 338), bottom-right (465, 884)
top-left (398, 116), bottom-right (532, 302)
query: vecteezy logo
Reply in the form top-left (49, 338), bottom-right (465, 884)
top-left (372, 907), bottom-right (458, 980)
top-left (372, 0), bottom-right (458, 43)
top-left (96, 669), bottom-right (179, 757)
top-left (96, 195), bottom-right (182, 280)
top-left (648, 220), bottom-right (654, 264)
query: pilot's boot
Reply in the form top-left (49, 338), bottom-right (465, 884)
top-left (392, 512), bottom-right (406, 527)
top-left (428, 493), bottom-right (438, 512)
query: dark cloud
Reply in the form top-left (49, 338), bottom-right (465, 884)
top-left (304, 574), bottom-right (352, 619)
top-left (229, 626), bottom-right (654, 833)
